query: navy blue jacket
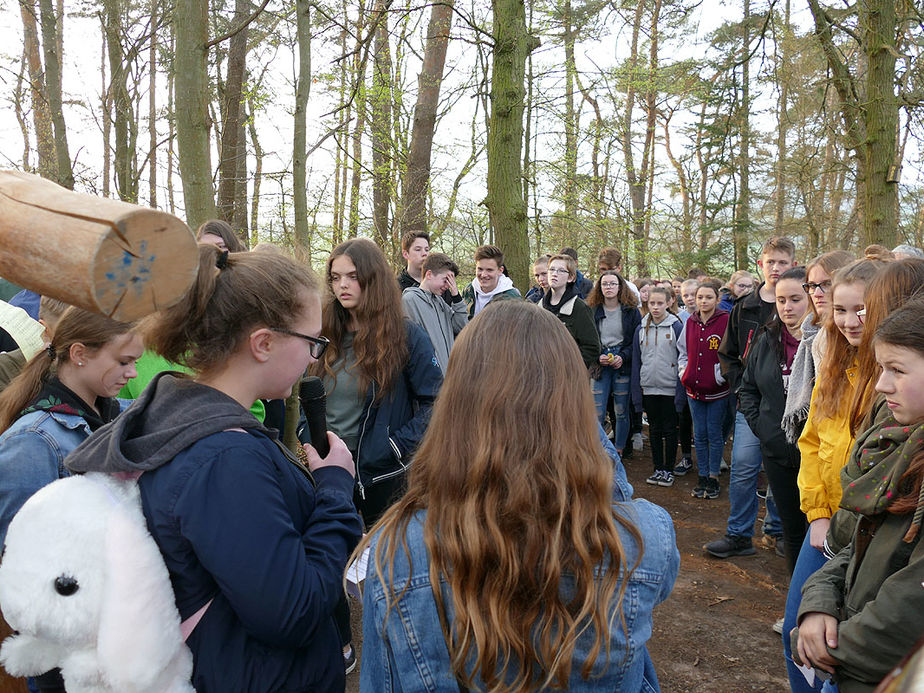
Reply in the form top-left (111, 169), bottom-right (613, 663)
top-left (66, 374), bottom-right (364, 692)
top-left (575, 270), bottom-right (593, 299)
top-left (593, 304), bottom-right (641, 377)
top-left (354, 321), bottom-right (443, 494)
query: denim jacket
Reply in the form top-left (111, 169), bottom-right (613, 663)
top-left (360, 496), bottom-right (679, 692)
top-left (0, 410), bottom-right (89, 546)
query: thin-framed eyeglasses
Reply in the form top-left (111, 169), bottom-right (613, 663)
top-left (547, 267), bottom-right (570, 275)
top-left (802, 281), bottom-right (832, 294)
top-left (600, 281), bottom-right (620, 289)
top-left (271, 328), bottom-right (330, 358)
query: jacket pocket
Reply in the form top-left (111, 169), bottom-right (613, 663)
top-left (714, 363), bottom-right (726, 386)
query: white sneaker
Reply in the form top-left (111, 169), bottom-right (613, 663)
top-left (772, 617), bottom-right (784, 635)
top-left (632, 433), bottom-right (644, 450)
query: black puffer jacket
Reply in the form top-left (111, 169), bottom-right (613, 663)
top-left (737, 326), bottom-right (800, 465)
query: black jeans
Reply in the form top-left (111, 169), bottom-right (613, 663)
top-left (678, 399), bottom-right (693, 455)
top-left (761, 453), bottom-right (807, 574)
top-left (643, 395), bottom-right (678, 472)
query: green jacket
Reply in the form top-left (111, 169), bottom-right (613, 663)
top-left (797, 503), bottom-right (924, 692)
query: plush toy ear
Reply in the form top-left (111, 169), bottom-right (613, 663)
top-left (96, 498), bottom-right (186, 690)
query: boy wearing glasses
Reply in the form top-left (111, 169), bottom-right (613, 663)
top-left (705, 236), bottom-right (796, 559)
top-left (402, 253), bottom-right (468, 374)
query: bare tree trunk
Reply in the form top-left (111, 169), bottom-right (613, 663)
top-left (105, 0), bottom-right (139, 202)
top-left (216, 0), bottom-right (251, 232)
top-left (20, 0), bottom-right (56, 180)
top-left (101, 19), bottom-right (111, 197)
top-left (400, 0), bottom-right (454, 236)
top-left (37, 0), bottom-right (73, 189)
top-left (773, 0), bottom-right (790, 233)
top-left (483, 0), bottom-right (538, 291)
top-left (248, 96), bottom-right (263, 247)
top-left (562, 0), bottom-right (577, 231)
top-left (293, 0), bottom-right (311, 250)
top-left (148, 0), bottom-right (158, 207)
top-left (166, 23), bottom-right (176, 215)
top-left (175, 0), bottom-right (217, 229)
top-left (735, 0), bottom-right (751, 269)
top-left (348, 0), bottom-right (367, 238)
top-left (369, 0), bottom-right (392, 248)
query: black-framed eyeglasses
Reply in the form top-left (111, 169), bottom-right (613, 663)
top-left (802, 281), bottom-right (832, 294)
top-left (271, 328), bottom-right (330, 358)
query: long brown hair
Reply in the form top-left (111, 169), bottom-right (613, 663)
top-left (358, 301), bottom-right (641, 692)
top-left (0, 308), bottom-right (135, 432)
top-left (872, 301), bottom-right (924, 516)
top-left (310, 238), bottom-right (408, 399)
top-left (847, 259), bottom-right (924, 434)
top-left (586, 270), bottom-right (638, 309)
top-left (813, 257), bottom-right (888, 420)
top-left (143, 244), bottom-right (318, 373)
top-left (803, 250), bottom-right (855, 325)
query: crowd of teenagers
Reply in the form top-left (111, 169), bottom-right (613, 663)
top-left (0, 219), bottom-right (921, 692)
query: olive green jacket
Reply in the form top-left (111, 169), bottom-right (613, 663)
top-left (798, 508), bottom-right (924, 692)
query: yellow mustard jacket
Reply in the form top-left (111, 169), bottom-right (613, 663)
top-left (797, 366), bottom-right (858, 523)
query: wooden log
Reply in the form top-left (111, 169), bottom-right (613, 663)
top-left (0, 171), bottom-right (198, 321)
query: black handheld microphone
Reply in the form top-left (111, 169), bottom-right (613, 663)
top-left (299, 376), bottom-right (330, 458)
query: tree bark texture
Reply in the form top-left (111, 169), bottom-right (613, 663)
top-left (20, 0), bottom-right (57, 181)
top-left (400, 0), bottom-right (454, 237)
top-left (293, 0), bottom-right (311, 251)
top-left (37, 0), bottom-right (74, 189)
top-left (216, 0), bottom-right (251, 232)
top-left (370, 0), bottom-right (393, 250)
top-left (484, 0), bottom-right (537, 292)
top-left (175, 0), bottom-right (217, 229)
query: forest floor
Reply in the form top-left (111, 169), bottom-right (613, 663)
top-left (346, 436), bottom-right (792, 693)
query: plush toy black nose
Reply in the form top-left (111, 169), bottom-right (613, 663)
top-left (54, 576), bottom-right (79, 596)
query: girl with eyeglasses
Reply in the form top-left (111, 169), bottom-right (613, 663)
top-left (587, 270), bottom-right (641, 454)
top-left (782, 251), bottom-right (854, 443)
top-left (541, 254), bottom-right (600, 369)
top-left (308, 238), bottom-right (443, 670)
top-left (64, 245), bottom-right (364, 691)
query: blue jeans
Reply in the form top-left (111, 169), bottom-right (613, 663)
top-left (593, 370), bottom-right (631, 450)
top-left (687, 396), bottom-right (727, 477)
top-left (727, 411), bottom-right (782, 538)
top-left (784, 532), bottom-right (829, 693)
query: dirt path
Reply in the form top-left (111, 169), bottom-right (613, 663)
top-left (347, 442), bottom-right (793, 692)
top-left (624, 447), bottom-right (792, 692)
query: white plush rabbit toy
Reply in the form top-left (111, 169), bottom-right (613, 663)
top-left (0, 472), bottom-right (194, 693)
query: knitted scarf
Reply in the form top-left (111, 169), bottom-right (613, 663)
top-left (782, 313), bottom-right (819, 443)
top-left (841, 418), bottom-right (924, 542)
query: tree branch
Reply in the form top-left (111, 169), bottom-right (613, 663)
top-left (205, 0), bottom-right (272, 49)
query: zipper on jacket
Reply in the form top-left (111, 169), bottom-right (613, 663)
top-left (355, 382), bottom-right (376, 500)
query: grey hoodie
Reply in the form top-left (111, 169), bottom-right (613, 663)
top-left (636, 313), bottom-right (681, 396)
top-left (66, 372), bottom-right (270, 474)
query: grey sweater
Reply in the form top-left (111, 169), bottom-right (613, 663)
top-left (401, 287), bottom-right (468, 374)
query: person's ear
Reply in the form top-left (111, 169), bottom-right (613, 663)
top-left (402, 249), bottom-right (411, 262)
top-left (757, 258), bottom-right (765, 270)
top-left (249, 328), bottom-right (274, 363)
top-left (69, 342), bottom-right (89, 365)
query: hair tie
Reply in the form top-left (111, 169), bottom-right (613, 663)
top-left (46, 344), bottom-right (56, 360)
top-left (216, 250), bottom-right (230, 270)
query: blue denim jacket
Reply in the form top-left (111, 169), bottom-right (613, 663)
top-left (0, 410), bottom-right (89, 546)
top-left (360, 494), bottom-right (679, 692)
